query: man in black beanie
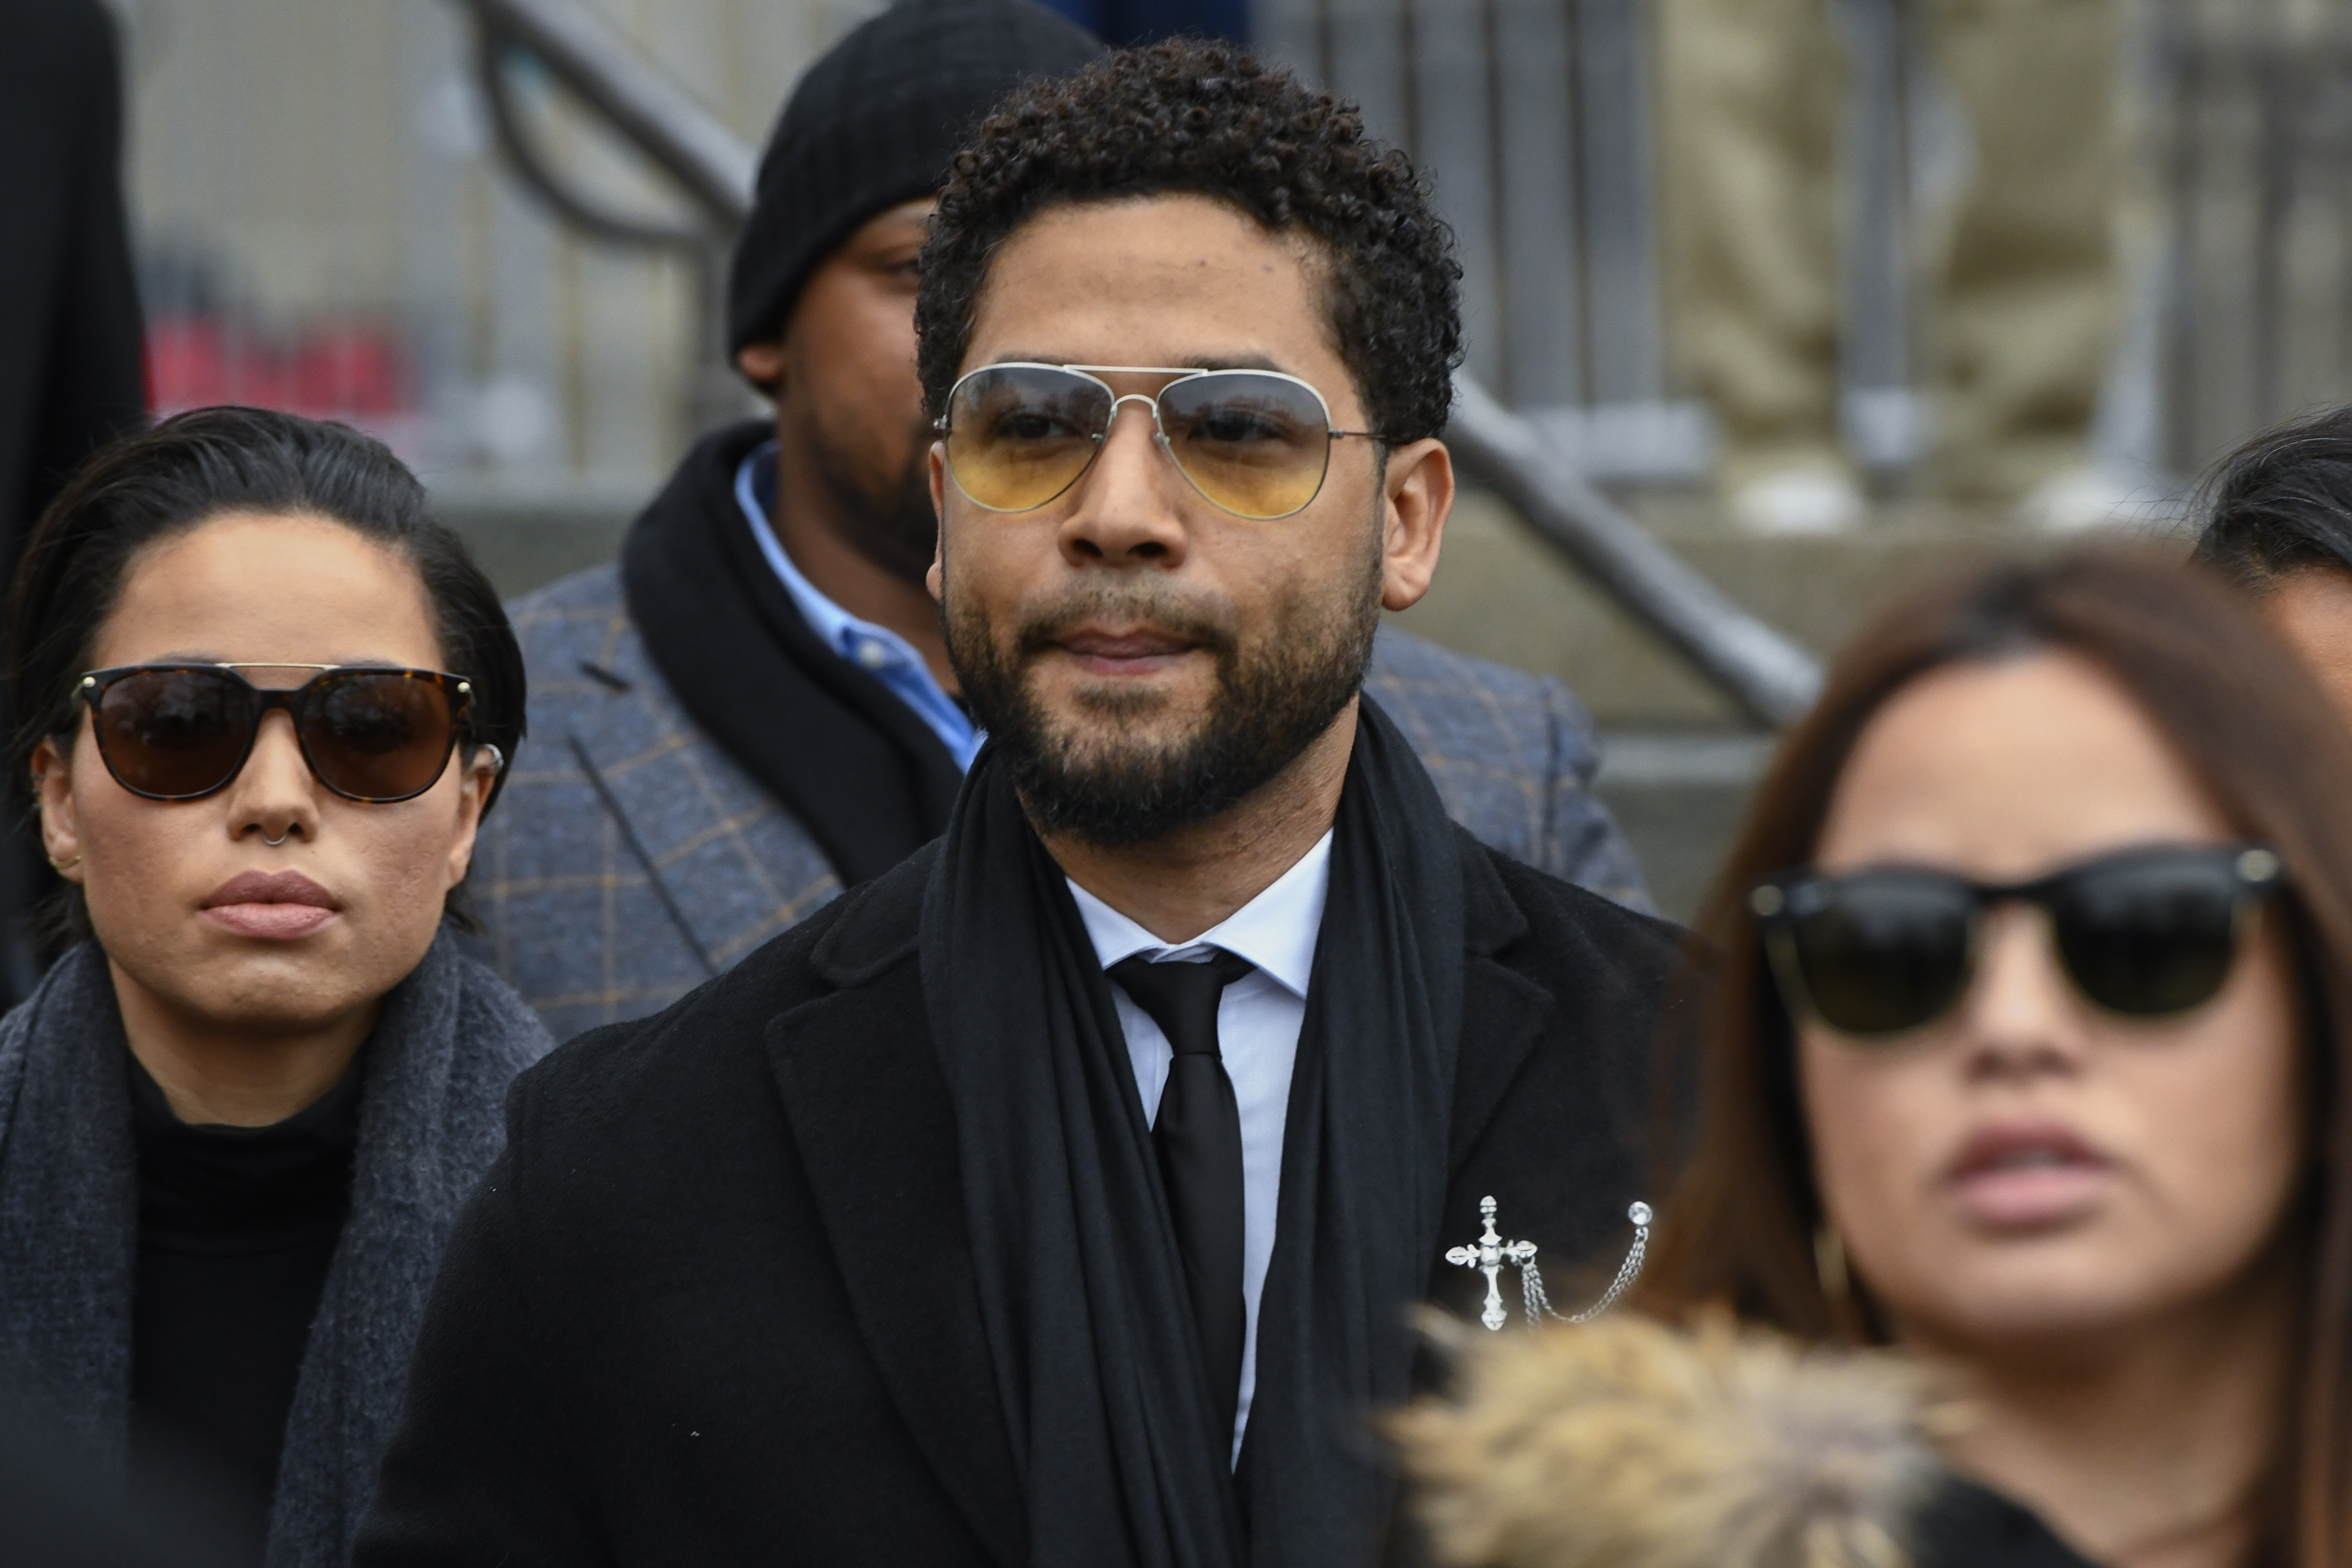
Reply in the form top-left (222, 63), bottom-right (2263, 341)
top-left (471, 0), bottom-right (1649, 1042)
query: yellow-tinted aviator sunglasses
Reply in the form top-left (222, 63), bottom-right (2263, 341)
top-left (936, 362), bottom-right (1386, 521)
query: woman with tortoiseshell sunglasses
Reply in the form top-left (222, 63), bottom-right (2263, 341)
top-left (0, 407), bottom-right (550, 1564)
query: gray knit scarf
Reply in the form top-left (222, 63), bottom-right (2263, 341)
top-left (0, 929), bottom-right (552, 1566)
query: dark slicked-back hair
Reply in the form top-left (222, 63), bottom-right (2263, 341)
top-left (915, 37), bottom-right (1462, 443)
top-left (2196, 404), bottom-right (2352, 590)
top-left (9, 406), bottom-right (526, 933)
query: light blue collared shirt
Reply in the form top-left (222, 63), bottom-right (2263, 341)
top-left (735, 443), bottom-right (981, 770)
top-left (1066, 830), bottom-right (1335, 1465)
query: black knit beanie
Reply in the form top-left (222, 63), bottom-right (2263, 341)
top-left (726, 0), bottom-right (1103, 357)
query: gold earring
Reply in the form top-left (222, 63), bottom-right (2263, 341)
top-left (46, 853), bottom-right (79, 873)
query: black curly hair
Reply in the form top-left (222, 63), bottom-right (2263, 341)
top-left (915, 37), bottom-right (1463, 444)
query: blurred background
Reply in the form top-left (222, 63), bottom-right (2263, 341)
top-left (95, 0), bottom-right (2352, 917)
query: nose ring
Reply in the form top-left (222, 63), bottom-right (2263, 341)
top-left (262, 830), bottom-right (290, 847)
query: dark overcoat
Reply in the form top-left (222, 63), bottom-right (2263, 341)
top-left (356, 836), bottom-right (1687, 1567)
top-left (0, 0), bottom-right (145, 1000)
top-left (0, 0), bottom-right (143, 561)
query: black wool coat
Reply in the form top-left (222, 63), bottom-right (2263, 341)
top-left (355, 837), bottom-right (1689, 1568)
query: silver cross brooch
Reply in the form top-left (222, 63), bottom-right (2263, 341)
top-left (1444, 1194), bottom-right (1653, 1330)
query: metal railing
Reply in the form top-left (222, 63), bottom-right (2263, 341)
top-left (2154, 5), bottom-right (2352, 473)
top-left (448, 0), bottom-right (1824, 727)
top-left (467, 0), bottom-right (755, 236)
top-left (1446, 381), bottom-right (1824, 724)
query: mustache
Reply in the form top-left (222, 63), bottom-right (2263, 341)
top-left (1011, 582), bottom-right (1241, 659)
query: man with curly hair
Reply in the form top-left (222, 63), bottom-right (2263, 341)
top-left (477, 0), bottom-right (1646, 1044)
top-left (359, 39), bottom-right (1683, 1568)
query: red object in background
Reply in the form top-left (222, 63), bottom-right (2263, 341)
top-left (146, 316), bottom-right (413, 422)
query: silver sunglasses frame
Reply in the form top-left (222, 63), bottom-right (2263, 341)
top-left (934, 362), bottom-right (1384, 521)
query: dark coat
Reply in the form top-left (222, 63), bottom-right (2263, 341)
top-left (1916, 1480), bottom-right (2102, 1568)
top-left (0, 0), bottom-right (144, 563)
top-left (357, 837), bottom-right (1687, 1567)
top-left (0, 0), bottom-right (145, 1000)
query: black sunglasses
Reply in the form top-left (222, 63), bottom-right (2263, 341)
top-left (77, 664), bottom-right (479, 805)
top-left (1750, 843), bottom-right (2284, 1039)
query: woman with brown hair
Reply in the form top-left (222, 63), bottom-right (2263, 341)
top-left (1404, 552), bottom-right (2352, 1568)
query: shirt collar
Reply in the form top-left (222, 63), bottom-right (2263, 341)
top-left (1066, 830), bottom-right (1333, 1000)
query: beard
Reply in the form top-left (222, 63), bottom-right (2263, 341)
top-left (945, 536), bottom-right (1384, 848)
top-left (811, 416), bottom-right (940, 586)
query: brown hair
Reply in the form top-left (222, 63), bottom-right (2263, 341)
top-left (1638, 551), bottom-right (2352, 1567)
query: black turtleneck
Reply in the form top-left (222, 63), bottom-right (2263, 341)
top-left (126, 1046), bottom-right (365, 1552)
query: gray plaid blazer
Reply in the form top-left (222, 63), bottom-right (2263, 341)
top-left (470, 564), bottom-right (1648, 1041)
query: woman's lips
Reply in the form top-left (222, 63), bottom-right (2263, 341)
top-left (200, 869), bottom-right (340, 941)
top-left (1944, 1121), bottom-right (2115, 1230)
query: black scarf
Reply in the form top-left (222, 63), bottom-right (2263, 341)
top-left (621, 420), bottom-right (964, 885)
top-left (921, 697), bottom-right (1466, 1567)
top-left (0, 932), bottom-right (553, 1566)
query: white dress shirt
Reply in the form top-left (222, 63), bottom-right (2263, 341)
top-left (1066, 830), bottom-right (1333, 1463)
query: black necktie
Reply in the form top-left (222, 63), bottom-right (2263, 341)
top-left (1109, 949), bottom-right (1256, 1441)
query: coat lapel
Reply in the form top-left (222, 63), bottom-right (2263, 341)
top-left (1447, 837), bottom-right (1552, 1172)
top-left (1431, 845), bottom-right (1664, 1336)
top-left (763, 859), bottom-right (1027, 1568)
top-left (560, 652), bottom-right (784, 980)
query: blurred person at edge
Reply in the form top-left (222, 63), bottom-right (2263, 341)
top-left (0, 0), bottom-right (148, 1006)
top-left (481, 0), bottom-right (1651, 1042)
top-left (2193, 404), bottom-right (2352, 725)
top-left (1659, 0), bottom-right (2127, 535)
top-left (1409, 556), bottom-right (2352, 1568)
top-left (0, 409), bottom-right (553, 1564)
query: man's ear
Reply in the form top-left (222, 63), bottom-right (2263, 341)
top-left (927, 443), bottom-right (949, 604)
top-left (1377, 438), bottom-right (1454, 613)
top-left (735, 340), bottom-right (787, 397)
